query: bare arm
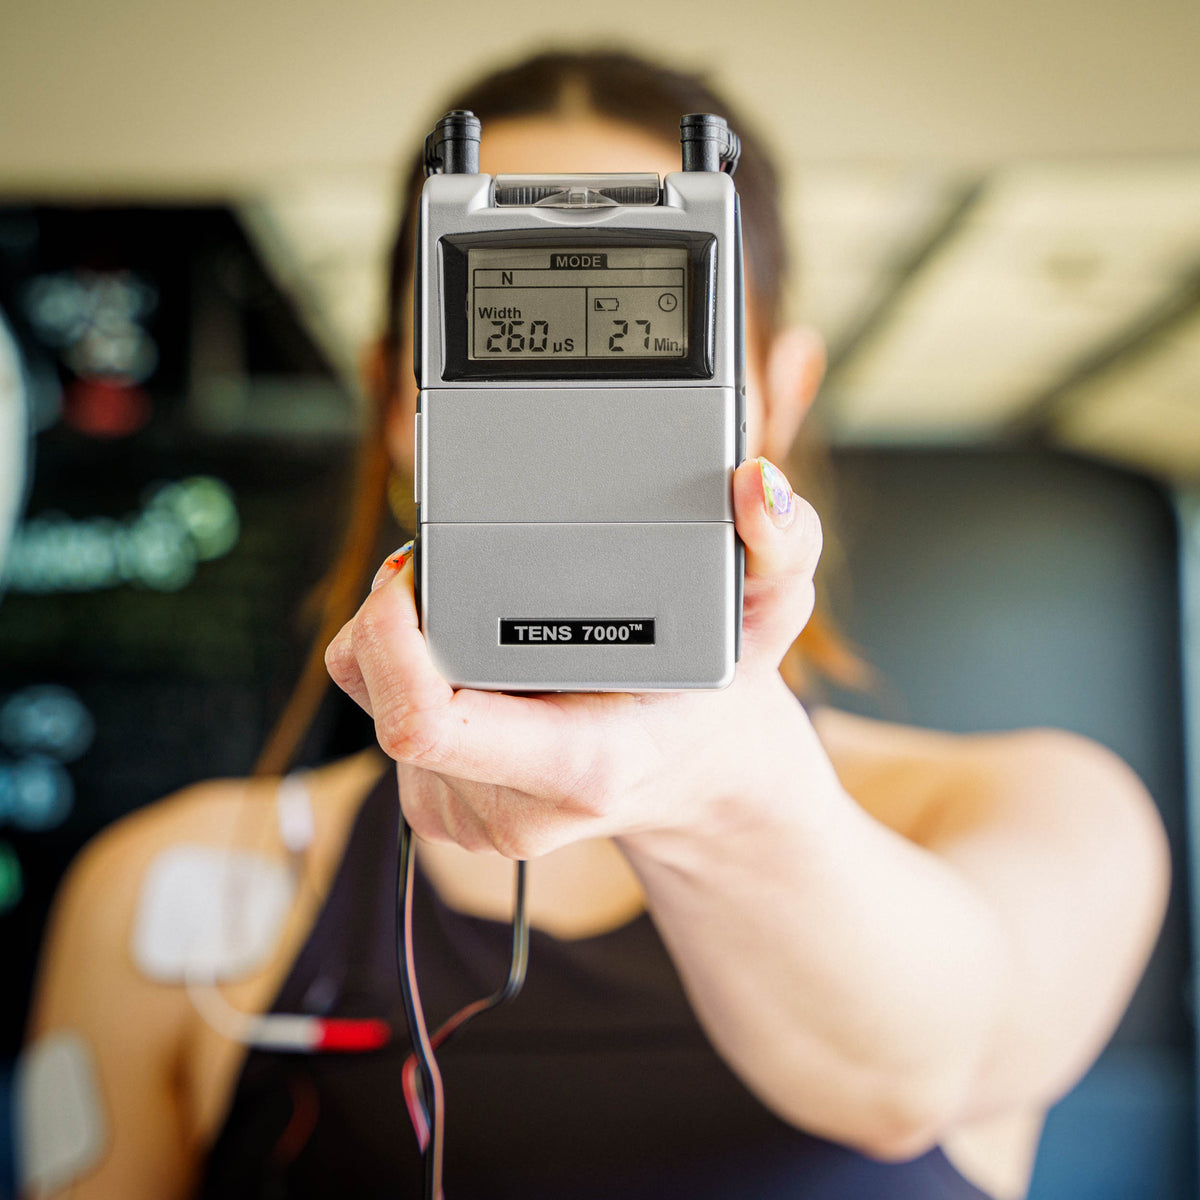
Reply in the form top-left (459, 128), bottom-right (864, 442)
top-left (915, 724), bottom-right (1170, 1118)
top-left (615, 708), bottom-right (1169, 1158)
top-left (25, 814), bottom-right (198, 1199)
top-left (327, 454), bottom-right (1170, 1160)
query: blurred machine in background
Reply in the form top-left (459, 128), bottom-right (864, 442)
top-left (0, 204), bottom-right (359, 1070)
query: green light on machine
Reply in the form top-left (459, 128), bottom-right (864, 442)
top-left (0, 840), bottom-right (23, 913)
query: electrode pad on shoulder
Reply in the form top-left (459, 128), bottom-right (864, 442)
top-left (131, 844), bottom-right (294, 983)
top-left (414, 111), bottom-right (746, 691)
top-left (17, 1030), bottom-right (109, 1196)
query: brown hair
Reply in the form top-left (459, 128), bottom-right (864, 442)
top-left (256, 47), bottom-right (861, 777)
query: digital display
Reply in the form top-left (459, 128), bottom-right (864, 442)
top-left (467, 246), bottom-right (688, 360)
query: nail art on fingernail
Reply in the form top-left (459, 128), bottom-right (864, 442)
top-left (371, 540), bottom-right (414, 591)
top-left (759, 458), bottom-right (794, 527)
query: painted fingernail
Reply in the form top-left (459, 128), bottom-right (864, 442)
top-left (758, 458), bottom-right (795, 528)
top-left (371, 540), bottom-right (414, 591)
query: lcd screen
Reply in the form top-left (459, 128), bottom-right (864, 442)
top-left (467, 246), bottom-right (688, 359)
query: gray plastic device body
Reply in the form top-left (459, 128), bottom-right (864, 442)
top-left (414, 169), bottom-right (745, 690)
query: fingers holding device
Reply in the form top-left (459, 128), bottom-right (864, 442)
top-left (735, 456), bottom-right (822, 670)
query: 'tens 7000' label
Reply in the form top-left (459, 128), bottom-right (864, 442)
top-left (499, 619), bottom-right (656, 645)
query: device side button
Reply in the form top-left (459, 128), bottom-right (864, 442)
top-left (413, 407), bottom-right (423, 504)
top-left (734, 534), bottom-right (744, 664)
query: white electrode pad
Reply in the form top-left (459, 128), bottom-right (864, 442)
top-left (131, 844), bottom-right (294, 983)
top-left (17, 1030), bottom-right (109, 1195)
top-left (276, 773), bottom-right (315, 854)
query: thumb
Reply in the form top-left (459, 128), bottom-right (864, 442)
top-left (733, 457), bottom-right (823, 666)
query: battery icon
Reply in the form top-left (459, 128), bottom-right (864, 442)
top-left (594, 297), bottom-right (619, 311)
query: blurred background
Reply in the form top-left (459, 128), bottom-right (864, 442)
top-left (0, 1), bottom-right (1198, 1196)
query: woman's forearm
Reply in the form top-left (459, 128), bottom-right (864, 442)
top-left (617, 689), bottom-right (1011, 1159)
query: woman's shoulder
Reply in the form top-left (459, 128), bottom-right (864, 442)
top-left (812, 707), bottom-right (1169, 1200)
top-left (810, 705), bottom-right (1165, 852)
top-left (65, 749), bottom-right (384, 884)
top-left (24, 753), bottom-right (388, 1192)
top-left (32, 749), bottom-right (387, 1028)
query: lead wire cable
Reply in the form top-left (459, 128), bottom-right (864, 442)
top-left (397, 812), bottom-right (529, 1200)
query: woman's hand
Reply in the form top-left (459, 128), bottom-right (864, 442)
top-left (327, 453), bottom-right (1169, 1162)
top-left (324, 456), bottom-right (822, 858)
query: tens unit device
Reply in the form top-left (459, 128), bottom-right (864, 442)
top-left (414, 111), bottom-right (746, 689)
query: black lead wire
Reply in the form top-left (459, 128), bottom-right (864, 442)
top-left (397, 812), bottom-right (444, 1199)
top-left (397, 811), bottom-right (530, 1200)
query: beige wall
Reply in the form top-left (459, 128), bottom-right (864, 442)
top-left (4, 0), bottom-right (1197, 474)
top-left (1, 0), bottom-right (1197, 195)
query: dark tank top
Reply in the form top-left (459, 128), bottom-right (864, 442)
top-left (201, 767), bottom-right (995, 1199)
